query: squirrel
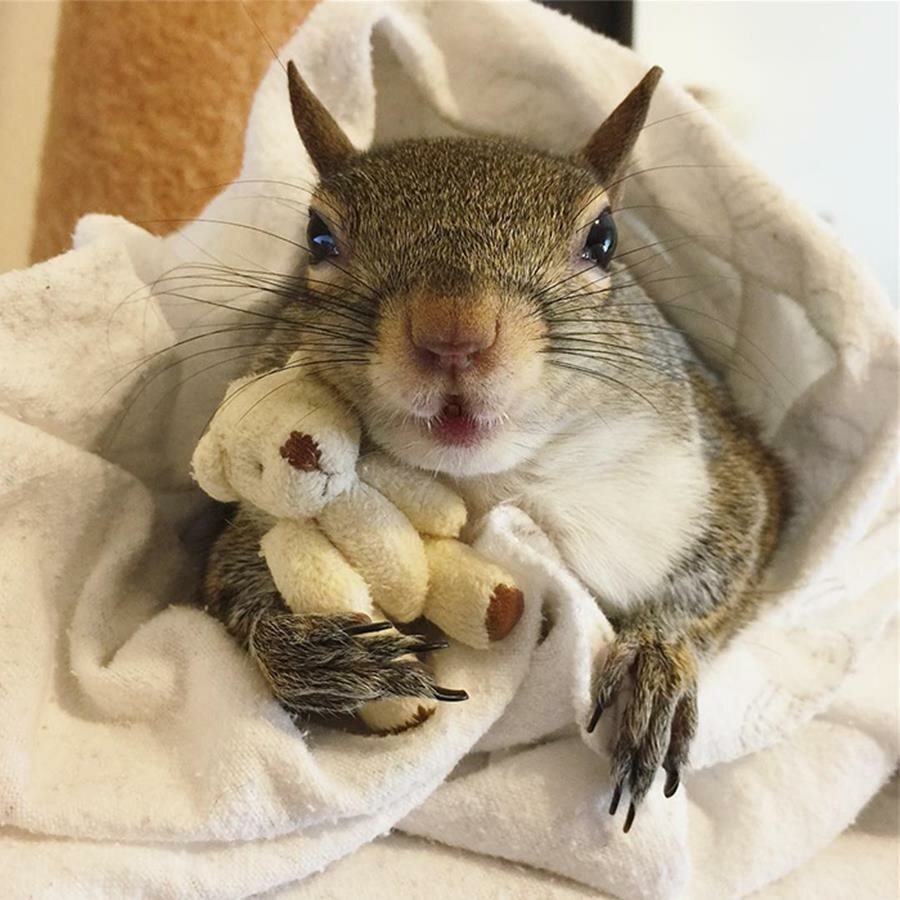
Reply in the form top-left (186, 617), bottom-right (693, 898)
top-left (202, 61), bottom-right (789, 832)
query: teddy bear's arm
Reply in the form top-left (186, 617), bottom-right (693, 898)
top-left (260, 519), bottom-right (374, 618)
top-left (317, 482), bottom-right (429, 624)
top-left (357, 453), bottom-right (467, 538)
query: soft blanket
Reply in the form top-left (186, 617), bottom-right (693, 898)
top-left (1, 1), bottom-right (896, 897)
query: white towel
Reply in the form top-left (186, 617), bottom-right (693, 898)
top-left (1, 1), bottom-right (896, 897)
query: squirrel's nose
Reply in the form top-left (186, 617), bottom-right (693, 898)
top-left (415, 338), bottom-right (491, 372)
top-left (408, 291), bottom-right (500, 373)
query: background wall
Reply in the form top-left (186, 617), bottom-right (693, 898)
top-left (1, 1), bottom-right (897, 305)
top-left (635, 0), bottom-right (899, 305)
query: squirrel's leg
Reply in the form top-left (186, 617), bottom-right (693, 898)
top-left (203, 507), bottom-right (458, 719)
top-left (422, 537), bottom-right (524, 650)
top-left (588, 399), bottom-right (787, 833)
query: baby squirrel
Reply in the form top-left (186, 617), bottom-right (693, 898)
top-left (203, 62), bottom-right (788, 832)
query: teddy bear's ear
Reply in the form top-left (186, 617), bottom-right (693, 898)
top-left (191, 428), bottom-right (239, 503)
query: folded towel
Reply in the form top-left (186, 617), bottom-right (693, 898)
top-left (1, 1), bottom-right (896, 897)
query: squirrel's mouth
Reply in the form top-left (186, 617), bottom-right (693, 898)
top-left (428, 395), bottom-right (492, 447)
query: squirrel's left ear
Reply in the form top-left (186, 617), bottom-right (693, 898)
top-left (580, 66), bottom-right (663, 191)
top-left (287, 60), bottom-right (355, 177)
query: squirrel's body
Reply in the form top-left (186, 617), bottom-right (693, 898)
top-left (201, 65), bottom-right (789, 830)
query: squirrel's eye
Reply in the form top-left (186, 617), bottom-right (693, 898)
top-left (307, 212), bottom-right (339, 262)
top-left (582, 209), bottom-right (617, 270)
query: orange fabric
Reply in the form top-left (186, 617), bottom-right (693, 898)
top-left (31, 0), bottom-right (315, 263)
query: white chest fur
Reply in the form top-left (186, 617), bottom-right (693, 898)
top-left (455, 414), bottom-right (711, 614)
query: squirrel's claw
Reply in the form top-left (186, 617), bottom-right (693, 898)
top-left (343, 619), bottom-right (393, 636)
top-left (663, 765), bottom-right (680, 798)
top-left (410, 639), bottom-right (450, 655)
top-left (587, 700), bottom-right (604, 733)
top-left (608, 782), bottom-right (623, 816)
top-left (432, 686), bottom-right (469, 702)
top-left (623, 802), bottom-right (637, 834)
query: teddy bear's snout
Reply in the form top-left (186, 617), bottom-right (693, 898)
top-left (279, 431), bottom-right (322, 472)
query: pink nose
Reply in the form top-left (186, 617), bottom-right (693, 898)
top-left (414, 335), bottom-right (496, 372)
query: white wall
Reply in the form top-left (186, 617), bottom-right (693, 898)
top-left (635, 0), bottom-right (898, 305)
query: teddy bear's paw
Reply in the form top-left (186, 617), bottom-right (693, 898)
top-left (360, 696), bottom-right (438, 735)
top-left (422, 538), bottom-right (524, 650)
top-left (485, 583), bottom-right (525, 642)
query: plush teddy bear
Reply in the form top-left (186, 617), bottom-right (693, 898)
top-left (191, 367), bottom-right (524, 734)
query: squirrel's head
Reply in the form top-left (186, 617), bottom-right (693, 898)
top-left (285, 62), bottom-right (662, 477)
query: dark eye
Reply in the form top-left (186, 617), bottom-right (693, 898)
top-left (582, 209), bottom-right (617, 270)
top-left (307, 212), bottom-right (339, 262)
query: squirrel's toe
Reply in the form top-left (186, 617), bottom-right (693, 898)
top-left (485, 584), bottom-right (524, 642)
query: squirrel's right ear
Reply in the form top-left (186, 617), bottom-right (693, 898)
top-left (287, 60), bottom-right (355, 177)
top-left (580, 66), bottom-right (663, 191)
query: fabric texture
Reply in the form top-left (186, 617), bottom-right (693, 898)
top-left (1, 1), bottom-right (896, 897)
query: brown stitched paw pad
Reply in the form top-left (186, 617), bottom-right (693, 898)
top-left (279, 432), bottom-right (321, 471)
top-left (485, 584), bottom-right (524, 641)
top-left (373, 704), bottom-right (436, 736)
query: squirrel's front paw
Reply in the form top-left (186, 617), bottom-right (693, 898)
top-left (248, 611), bottom-right (466, 718)
top-left (587, 624), bottom-right (698, 833)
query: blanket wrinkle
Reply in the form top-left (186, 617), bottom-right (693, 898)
top-left (0, 1), bottom-right (896, 897)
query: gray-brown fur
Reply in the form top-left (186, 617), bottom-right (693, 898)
top-left (199, 67), bottom-right (789, 824)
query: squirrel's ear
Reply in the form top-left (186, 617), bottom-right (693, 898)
top-left (580, 66), bottom-right (663, 190)
top-left (287, 60), bottom-right (355, 177)
top-left (191, 430), bottom-right (239, 503)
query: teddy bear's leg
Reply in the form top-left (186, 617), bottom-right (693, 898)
top-left (317, 483), bottom-right (429, 623)
top-left (359, 695), bottom-right (439, 735)
top-left (422, 537), bottom-right (524, 650)
top-left (357, 453), bottom-right (467, 538)
top-left (260, 519), bottom-right (375, 618)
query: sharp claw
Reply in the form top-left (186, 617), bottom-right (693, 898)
top-left (587, 700), bottom-right (604, 733)
top-left (345, 620), bottom-right (394, 636)
top-left (664, 768), bottom-right (680, 798)
top-left (623, 801), bottom-right (636, 833)
top-left (432, 686), bottom-right (469, 702)
top-left (411, 640), bottom-right (449, 654)
top-left (608, 782), bottom-right (623, 816)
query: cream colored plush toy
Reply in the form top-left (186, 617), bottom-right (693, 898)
top-left (191, 368), bottom-right (524, 734)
